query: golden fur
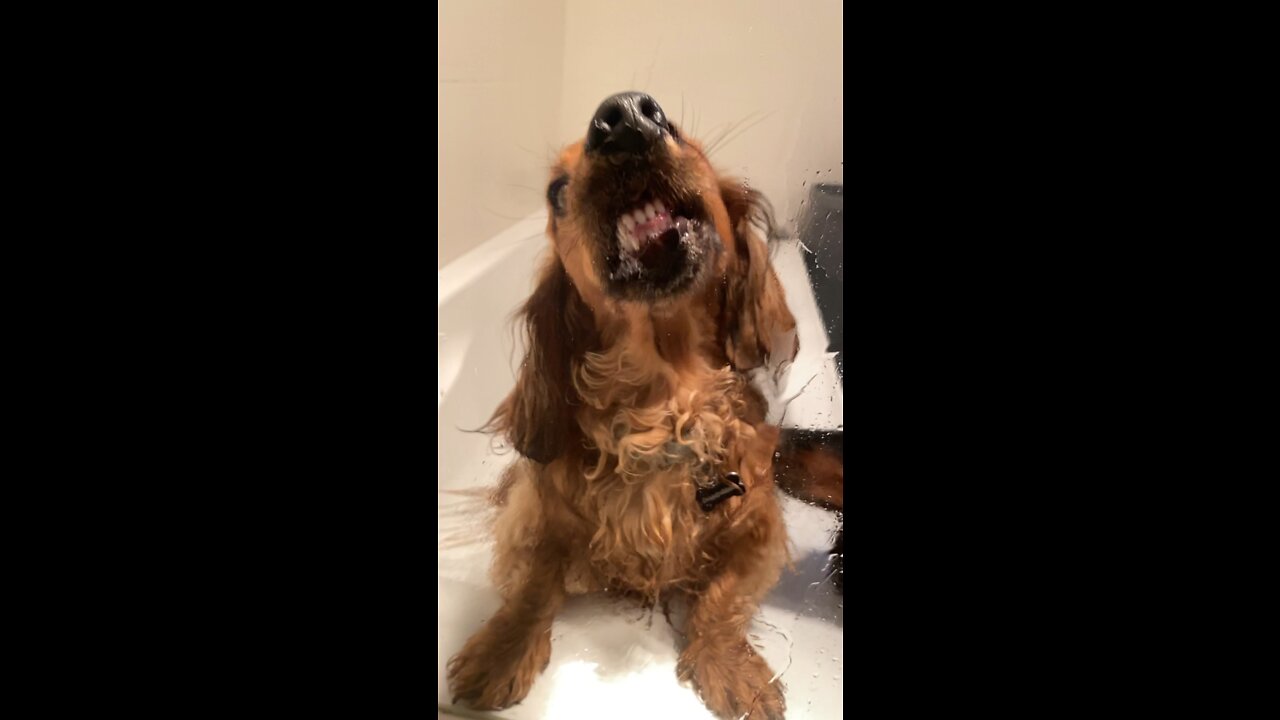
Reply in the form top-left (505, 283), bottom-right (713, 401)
top-left (447, 107), bottom-right (798, 719)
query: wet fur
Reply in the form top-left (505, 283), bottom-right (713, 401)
top-left (773, 429), bottom-right (845, 593)
top-left (448, 114), bottom-right (797, 719)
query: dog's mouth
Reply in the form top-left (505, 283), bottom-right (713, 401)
top-left (604, 196), bottom-right (714, 300)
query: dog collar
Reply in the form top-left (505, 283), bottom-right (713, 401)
top-left (697, 472), bottom-right (746, 512)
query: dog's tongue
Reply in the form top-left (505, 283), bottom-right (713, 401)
top-left (637, 227), bottom-right (681, 267)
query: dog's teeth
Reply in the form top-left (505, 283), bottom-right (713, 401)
top-left (644, 203), bottom-right (656, 220)
top-left (654, 199), bottom-right (666, 215)
top-left (617, 221), bottom-right (637, 252)
top-left (633, 209), bottom-right (646, 224)
top-left (621, 214), bottom-right (635, 230)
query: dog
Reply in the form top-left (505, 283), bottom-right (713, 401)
top-left (773, 429), bottom-right (845, 593)
top-left (446, 92), bottom-right (798, 720)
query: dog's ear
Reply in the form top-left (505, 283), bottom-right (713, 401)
top-left (487, 259), bottom-right (595, 463)
top-left (718, 179), bottom-right (798, 372)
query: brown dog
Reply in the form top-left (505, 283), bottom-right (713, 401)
top-left (774, 429), bottom-right (845, 592)
top-left (446, 92), bottom-right (798, 720)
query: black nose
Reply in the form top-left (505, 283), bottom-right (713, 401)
top-left (585, 92), bottom-right (669, 156)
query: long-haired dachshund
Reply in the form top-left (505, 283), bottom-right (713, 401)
top-left (447, 92), bottom-right (798, 720)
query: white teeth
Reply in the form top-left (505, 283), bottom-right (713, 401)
top-left (622, 201), bottom-right (666, 228)
top-left (617, 220), bottom-right (638, 253)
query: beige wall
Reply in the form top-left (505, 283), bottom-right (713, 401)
top-left (439, 0), bottom-right (842, 268)
top-left (438, 0), bottom-right (567, 268)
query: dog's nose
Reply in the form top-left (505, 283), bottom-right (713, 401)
top-left (585, 92), bottom-right (669, 156)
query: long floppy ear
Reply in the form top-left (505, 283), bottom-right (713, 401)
top-left (486, 258), bottom-right (596, 463)
top-left (718, 179), bottom-right (799, 372)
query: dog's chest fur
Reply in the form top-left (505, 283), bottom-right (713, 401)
top-left (567, 338), bottom-right (755, 596)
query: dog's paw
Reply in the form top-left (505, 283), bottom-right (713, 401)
top-left (679, 642), bottom-right (786, 720)
top-left (447, 625), bottom-right (552, 710)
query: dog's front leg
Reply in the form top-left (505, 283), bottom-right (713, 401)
top-left (678, 551), bottom-right (787, 719)
top-left (447, 539), bottom-right (566, 710)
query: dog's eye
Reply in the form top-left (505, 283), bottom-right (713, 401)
top-left (547, 176), bottom-right (568, 216)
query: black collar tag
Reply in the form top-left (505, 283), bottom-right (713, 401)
top-left (697, 472), bottom-right (746, 512)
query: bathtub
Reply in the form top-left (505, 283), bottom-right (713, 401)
top-left (438, 212), bottom-right (844, 719)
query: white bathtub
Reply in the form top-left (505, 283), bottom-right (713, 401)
top-left (438, 212), bottom-right (844, 719)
